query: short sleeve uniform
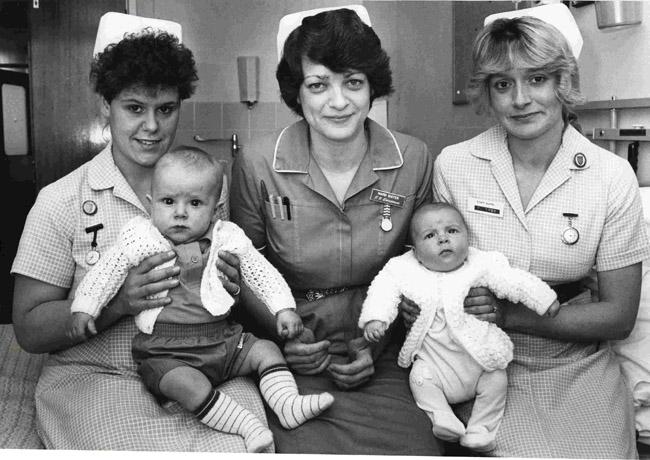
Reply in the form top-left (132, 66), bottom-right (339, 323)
top-left (11, 145), bottom-right (265, 452)
top-left (230, 119), bottom-right (441, 455)
top-left (434, 124), bottom-right (650, 458)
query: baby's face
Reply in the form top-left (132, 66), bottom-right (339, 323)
top-left (150, 166), bottom-right (220, 245)
top-left (412, 207), bottom-right (469, 272)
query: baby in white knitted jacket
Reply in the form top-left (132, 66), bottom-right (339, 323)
top-left (359, 203), bottom-right (560, 452)
top-left (69, 147), bottom-right (333, 453)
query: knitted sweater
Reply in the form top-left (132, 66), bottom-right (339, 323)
top-left (358, 247), bottom-right (557, 371)
top-left (71, 216), bottom-right (295, 334)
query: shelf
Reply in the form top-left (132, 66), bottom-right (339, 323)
top-left (577, 98), bottom-right (650, 111)
top-left (592, 128), bottom-right (650, 142)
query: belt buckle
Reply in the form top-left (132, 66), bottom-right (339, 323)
top-left (305, 289), bottom-right (325, 302)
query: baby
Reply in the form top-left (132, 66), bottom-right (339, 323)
top-left (69, 146), bottom-right (333, 453)
top-left (358, 202), bottom-right (560, 452)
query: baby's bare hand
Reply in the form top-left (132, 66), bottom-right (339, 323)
top-left (68, 312), bottom-right (97, 341)
top-left (546, 300), bottom-right (561, 317)
top-left (276, 309), bottom-right (304, 340)
top-left (363, 320), bottom-right (387, 343)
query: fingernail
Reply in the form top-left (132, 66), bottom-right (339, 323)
top-left (167, 251), bottom-right (176, 257)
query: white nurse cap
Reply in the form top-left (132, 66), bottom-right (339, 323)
top-left (276, 4), bottom-right (372, 62)
top-left (484, 3), bottom-right (583, 59)
top-left (93, 12), bottom-right (182, 57)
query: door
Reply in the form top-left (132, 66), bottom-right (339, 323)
top-left (30, 0), bottom-right (124, 189)
top-left (0, 69), bottom-right (31, 323)
top-left (1, 0), bottom-right (124, 323)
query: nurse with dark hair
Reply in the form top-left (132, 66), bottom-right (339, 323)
top-left (11, 14), bottom-right (256, 451)
top-left (231, 6), bottom-right (441, 455)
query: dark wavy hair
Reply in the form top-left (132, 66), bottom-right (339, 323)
top-left (276, 8), bottom-right (393, 117)
top-left (90, 30), bottom-right (198, 102)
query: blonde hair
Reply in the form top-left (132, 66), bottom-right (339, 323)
top-left (466, 16), bottom-right (584, 117)
top-left (153, 146), bottom-right (223, 196)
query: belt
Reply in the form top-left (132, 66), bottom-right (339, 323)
top-left (294, 286), bottom-right (359, 302)
top-left (550, 280), bottom-right (584, 304)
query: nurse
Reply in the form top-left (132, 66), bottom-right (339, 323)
top-left (230, 5), bottom-right (441, 455)
top-left (11, 14), bottom-right (254, 451)
top-left (429, 4), bottom-right (649, 457)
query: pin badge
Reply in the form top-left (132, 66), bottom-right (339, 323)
top-left (561, 213), bottom-right (579, 245)
top-left (573, 153), bottom-right (586, 168)
top-left (380, 203), bottom-right (393, 232)
top-left (82, 200), bottom-right (98, 216)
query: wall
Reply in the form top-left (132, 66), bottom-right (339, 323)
top-left (133, 0), bottom-right (490, 160)
top-left (131, 0), bottom-right (650, 178)
top-left (571, 2), bottom-right (650, 184)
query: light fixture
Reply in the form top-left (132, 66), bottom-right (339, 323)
top-left (237, 56), bottom-right (259, 109)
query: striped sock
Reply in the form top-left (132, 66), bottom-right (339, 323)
top-left (259, 365), bottom-right (334, 429)
top-left (194, 389), bottom-right (273, 453)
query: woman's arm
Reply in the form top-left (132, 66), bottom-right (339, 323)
top-left (13, 250), bottom-right (181, 353)
top-left (497, 264), bottom-right (641, 341)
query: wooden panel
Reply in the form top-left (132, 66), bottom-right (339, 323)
top-left (452, 1), bottom-right (514, 105)
top-left (30, 0), bottom-right (124, 189)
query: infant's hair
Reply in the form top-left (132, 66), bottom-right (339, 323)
top-left (409, 202), bottom-right (468, 240)
top-left (154, 145), bottom-right (224, 194)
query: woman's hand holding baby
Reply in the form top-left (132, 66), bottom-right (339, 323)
top-left (111, 251), bottom-right (180, 317)
top-left (283, 328), bottom-right (332, 375)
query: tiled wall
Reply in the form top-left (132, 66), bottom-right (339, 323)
top-left (173, 100), bottom-right (300, 164)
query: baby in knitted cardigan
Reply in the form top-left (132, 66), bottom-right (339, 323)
top-left (69, 147), bottom-right (333, 453)
top-left (359, 203), bottom-right (560, 452)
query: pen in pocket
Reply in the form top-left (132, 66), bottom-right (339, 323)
top-left (282, 196), bottom-right (292, 220)
top-left (275, 195), bottom-right (285, 220)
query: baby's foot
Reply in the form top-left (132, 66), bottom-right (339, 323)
top-left (431, 411), bottom-right (465, 442)
top-left (460, 425), bottom-right (496, 452)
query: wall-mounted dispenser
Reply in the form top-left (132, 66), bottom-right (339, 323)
top-left (595, 1), bottom-right (642, 29)
top-left (237, 56), bottom-right (259, 109)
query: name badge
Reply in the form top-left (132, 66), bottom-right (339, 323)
top-left (467, 197), bottom-right (504, 218)
top-left (369, 189), bottom-right (406, 208)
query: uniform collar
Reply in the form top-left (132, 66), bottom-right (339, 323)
top-left (470, 123), bottom-right (591, 222)
top-left (470, 123), bottom-right (591, 171)
top-left (272, 118), bottom-right (403, 173)
top-left (87, 143), bottom-right (148, 213)
top-left (87, 144), bottom-right (121, 190)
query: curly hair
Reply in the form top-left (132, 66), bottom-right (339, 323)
top-left (466, 16), bottom-right (584, 117)
top-left (276, 8), bottom-right (393, 117)
top-left (90, 30), bottom-right (198, 102)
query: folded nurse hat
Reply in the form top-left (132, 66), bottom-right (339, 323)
top-left (484, 3), bottom-right (583, 58)
top-left (93, 12), bottom-right (182, 57)
top-left (276, 4), bottom-right (371, 61)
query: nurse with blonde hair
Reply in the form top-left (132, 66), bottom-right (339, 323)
top-left (402, 4), bottom-right (649, 457)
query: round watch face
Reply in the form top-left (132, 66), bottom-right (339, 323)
top-left (561, 226), bottom-right (580, 245)
top-left (85, 250), bottom-right (101, 265)
top-left (381, 218), bottom-right (393, 232)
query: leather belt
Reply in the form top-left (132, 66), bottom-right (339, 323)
top-left (550, 280), bottom-right (584, 304)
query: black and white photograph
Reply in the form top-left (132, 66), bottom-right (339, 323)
top-left (0, 0), bottom-right (649, 458)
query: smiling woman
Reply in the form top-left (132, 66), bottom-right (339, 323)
top-left (230, 5), bottom-right (440, 455)
top-left (9, 14), bottom-right (254, 451)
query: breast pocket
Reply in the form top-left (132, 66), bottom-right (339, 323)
top-left (263, 199), bottom-right (301, 267)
